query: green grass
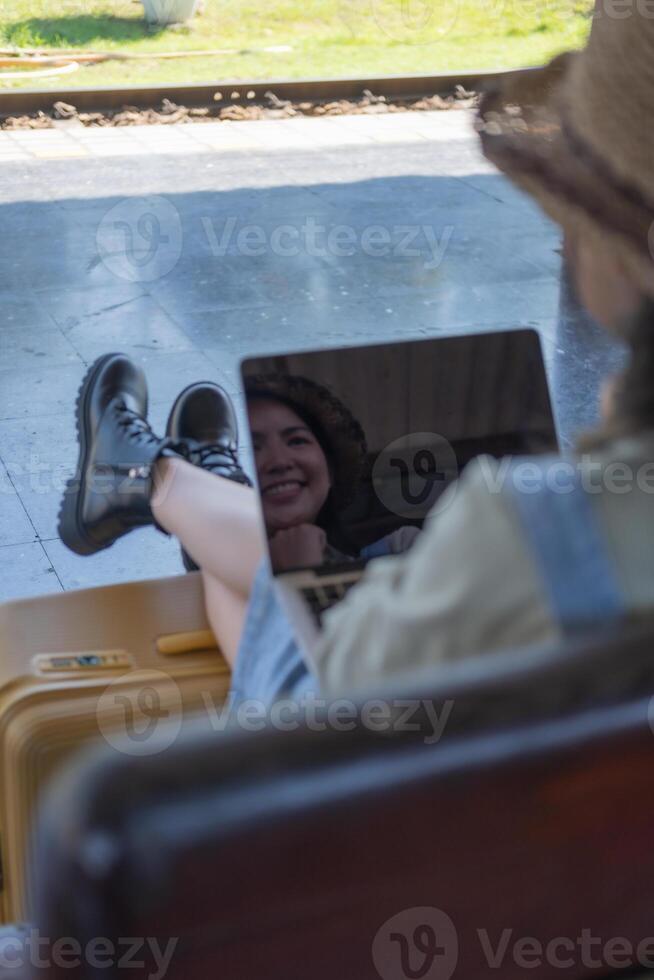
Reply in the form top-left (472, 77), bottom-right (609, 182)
top-left (0, 0), bottom-right (594, 91)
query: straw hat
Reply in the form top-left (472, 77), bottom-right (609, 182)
top-left (243, 373), bottom-right (368, 507)
top-left (476, 4), bottom-right (654, 303)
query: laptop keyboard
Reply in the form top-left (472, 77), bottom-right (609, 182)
top-left (300, 580), bottom-right (357, 624)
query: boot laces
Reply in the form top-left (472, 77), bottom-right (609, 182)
top-left (198, 443), bottom-right (239, 470)
top-left (115, 402), bottom-right (158, 445)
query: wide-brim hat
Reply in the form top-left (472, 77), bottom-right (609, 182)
top-left (476, 5), bottom-right (654, 306)
top-left (243, 373), bottom-right (368, 508)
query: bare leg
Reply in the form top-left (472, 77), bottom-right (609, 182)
top-left (151, 457), bottom-right (264, 596)
top-left (151, 458), bottom-right (265, 666)
top-left (201, 574), bottom-right (248, 669)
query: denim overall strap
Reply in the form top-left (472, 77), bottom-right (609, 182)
top-left (506, 459), bottom-right (626, 633)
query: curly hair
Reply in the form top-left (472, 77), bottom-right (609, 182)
top-left (244, 373), bottom-right (367, 507)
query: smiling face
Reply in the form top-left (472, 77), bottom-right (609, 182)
top-left (248, 397), bottom-right (332, 534)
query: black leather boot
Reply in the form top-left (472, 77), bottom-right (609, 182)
top-left (58, 353), bottom-right (186, 556)
top-left (166, 382), bottom-right (252, 572)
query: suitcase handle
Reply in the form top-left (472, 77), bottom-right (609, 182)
top-left (156, 630), bottom-right (218, 656)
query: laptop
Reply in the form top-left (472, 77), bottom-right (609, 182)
top-left (241, 329), bottom-right (558, 656)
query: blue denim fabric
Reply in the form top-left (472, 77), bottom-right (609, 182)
top-left (360, 536), bottom-right (394, 559)
top-left (231, 540), bottom-right (394, 705)
top-left (506, 458), bottom-right (626, 632)
top-left (230, 561), bottom-right (317, 706)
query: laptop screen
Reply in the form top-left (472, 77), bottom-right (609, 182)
top-left (241, 329), bottom-right (558, 575)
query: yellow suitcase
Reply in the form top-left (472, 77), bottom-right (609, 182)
top-left (0, 572), bottom-right (230, 923)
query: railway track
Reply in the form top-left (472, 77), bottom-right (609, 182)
top-left (0, 68), bottom-right (522, 118)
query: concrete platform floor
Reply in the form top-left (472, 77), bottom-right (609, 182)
top-left (0, 109), bottom-right (624, 600)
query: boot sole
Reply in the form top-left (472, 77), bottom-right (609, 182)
top-left (57, 353), bottom-right (121, 556)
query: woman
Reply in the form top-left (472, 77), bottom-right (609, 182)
top-left (60, 4), bottom-right (654, 699)
top-left (246, 373), bottom-right (365, 573)
top-left (245, 374), bottom-right (418, 572)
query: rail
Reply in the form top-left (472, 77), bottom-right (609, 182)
top-left (0, 68), bottom-right (527, 117)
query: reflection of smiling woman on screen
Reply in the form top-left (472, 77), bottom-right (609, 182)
top-left (245, 375), bottom-right (419, 572)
